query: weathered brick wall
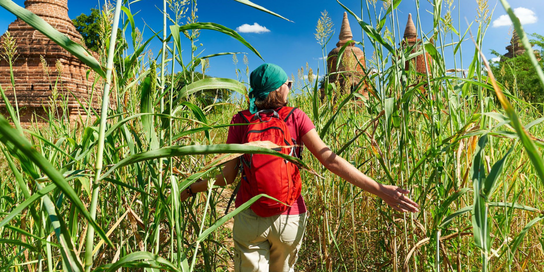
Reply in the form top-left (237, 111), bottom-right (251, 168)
top-left (403, 41), bottom-right (433, 75)
top-left (0, 0), bottom-right (102, 122)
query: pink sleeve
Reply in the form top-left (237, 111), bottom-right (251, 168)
top-left (294, 109), bottom-right (315, 142)
top-left (226, 114), bottom-right (244, 144)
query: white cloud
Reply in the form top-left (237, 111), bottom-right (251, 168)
top-left (492, 7), bottom-right (538, 27)
top-left (236, 23), bottom-right (270, 34)
top-left (491, 57), bottom-right (501, 62)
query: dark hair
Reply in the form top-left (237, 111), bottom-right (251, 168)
top-left (254, 90), bottom-right (286, 110)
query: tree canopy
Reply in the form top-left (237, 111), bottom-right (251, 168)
top-left (72, 8), bottom-right (101, 52)
top-left (490, 33), bottom-right (544, 108)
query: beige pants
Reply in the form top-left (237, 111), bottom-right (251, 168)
top-left (233, 209), bottom-right (307, 272)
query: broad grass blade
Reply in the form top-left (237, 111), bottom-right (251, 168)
top-left (101, 143), bottom-right (316, 180)
top-left (5, 225), bottom-right (60, 248)
top-left (173, 101), bottom-right (210, 141)
top-left (93, 251), bottom-right (181, 272)
top-left (177, 77), bottom-right (247, 99)
top-left (487, 202), bottom-right (539, 212)
top-left (172, 23), bottom-right (263, 60)
top-left (439, 188), bottom-right (471, 217)
top-left (0, 116), bottom-right (113, 247)
top-left (377, 0), bottom-right (403, 30)
top-left (173, 123), bottom-right (233, 140)
top-left (102, 178), bottom-right (149, 195)
top-left (170, 25), bottom-right (184, 67)
top-left (471, 135), bottom-right (488, 251)
top-left (0, 184), bottom-right (56, 229)
top-left (105, 113), bottom-right (155, 138)
top-left (39, 184), bottom-right (85, 272)
top-left (424, 42), bottom-right (442, 70)
top-left (177, 101), bottom-right (208, 124)
top-left (384, 98), bottom-right (394, 132)
top-left (311, 70), bottom-right (320, 122)
top-left (27, 131), bottom-right (75, 160)
top-left (483, 148), bottom-right (512, 199)
top-left (526, 117), bottom-right (544, 130)
top-left (0, 239), bottom-right (38, 252)
top-left (439, 206), bottom-right (472, 228)
top-left (179, 166), bottom-right (221, 193)
top-left (234, 0), bottom-right (292, 22)
top-left (140, 74), bottom-right (154, 142)
top-left (197, 193), bottom-right (285, 242)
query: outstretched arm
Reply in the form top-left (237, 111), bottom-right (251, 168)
top-left (180, 158), bottom-right (240, 202)
top-left (302, 128), bottom-right (419, 213)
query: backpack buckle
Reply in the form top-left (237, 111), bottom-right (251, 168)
top-left (254, 109), bottom-right (280, 122)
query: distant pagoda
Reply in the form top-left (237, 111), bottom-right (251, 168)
top-left (402, 14), bottom-right (432, 75)
top-left (0, 0), bottom-right (101, 122)
top-left (504, 30), bottom-right (526, 59)
top-left (325, 12), bottom-right (369, 99)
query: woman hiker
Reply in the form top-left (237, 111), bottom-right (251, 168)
top-left (180, 63), bottom-right (419, 271)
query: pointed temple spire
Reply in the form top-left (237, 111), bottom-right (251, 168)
top-left (337, 12), bottom-right (354, 47)
top-left (403, 13), bottom-right (417, 44)
top-left (401, 14), bottom-right (432, 76)
top-left (326, 12), bottom-right (368, 99)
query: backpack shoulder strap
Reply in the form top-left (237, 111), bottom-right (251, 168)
top-left (278, 107), bottom-right (298, 122)
top-left (238, 110), bottom-right (252, 123)
top-left (225, 182), bottom-right (241, 215)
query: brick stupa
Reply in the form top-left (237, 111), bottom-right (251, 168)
top-left (325, 12), bottom-right (369, 99)
top-left (402, 14), bottom-right (432, 75)
top-left (0, 0), bottom-right (101, 122)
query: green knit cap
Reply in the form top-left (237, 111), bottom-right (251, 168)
top-left (248, 63), bottom-right (288, 114)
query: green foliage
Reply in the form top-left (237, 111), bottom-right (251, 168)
top-left (72, 8), bottom-right (101, 52)
top-left (72, 7), bottom-right (127, 56)
top-left (530, 32), bottom-right (544, 51)
top-left (170, 71), bottom-right (231, 106)
top-left (490, 47), bottom-right (544, 107)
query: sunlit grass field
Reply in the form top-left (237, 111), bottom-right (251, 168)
top-left (1, 0), bottom-right (544, 271)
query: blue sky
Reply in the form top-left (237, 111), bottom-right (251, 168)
top-left (0, 0), bottom-right (542, 83)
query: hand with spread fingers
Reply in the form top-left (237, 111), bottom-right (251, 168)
top-left (378, 184), bottom-right (419, 213)
top-left (302, 128), bottom-right (419, 214)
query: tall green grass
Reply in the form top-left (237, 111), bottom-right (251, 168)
top-left (1, 0), bottom-right (544, 271)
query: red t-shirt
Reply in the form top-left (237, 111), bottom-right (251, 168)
top-left (226, 107), bottom-right (315, 215)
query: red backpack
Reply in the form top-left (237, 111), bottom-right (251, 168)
top-left (237, 107), bottom-right (302, 217)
